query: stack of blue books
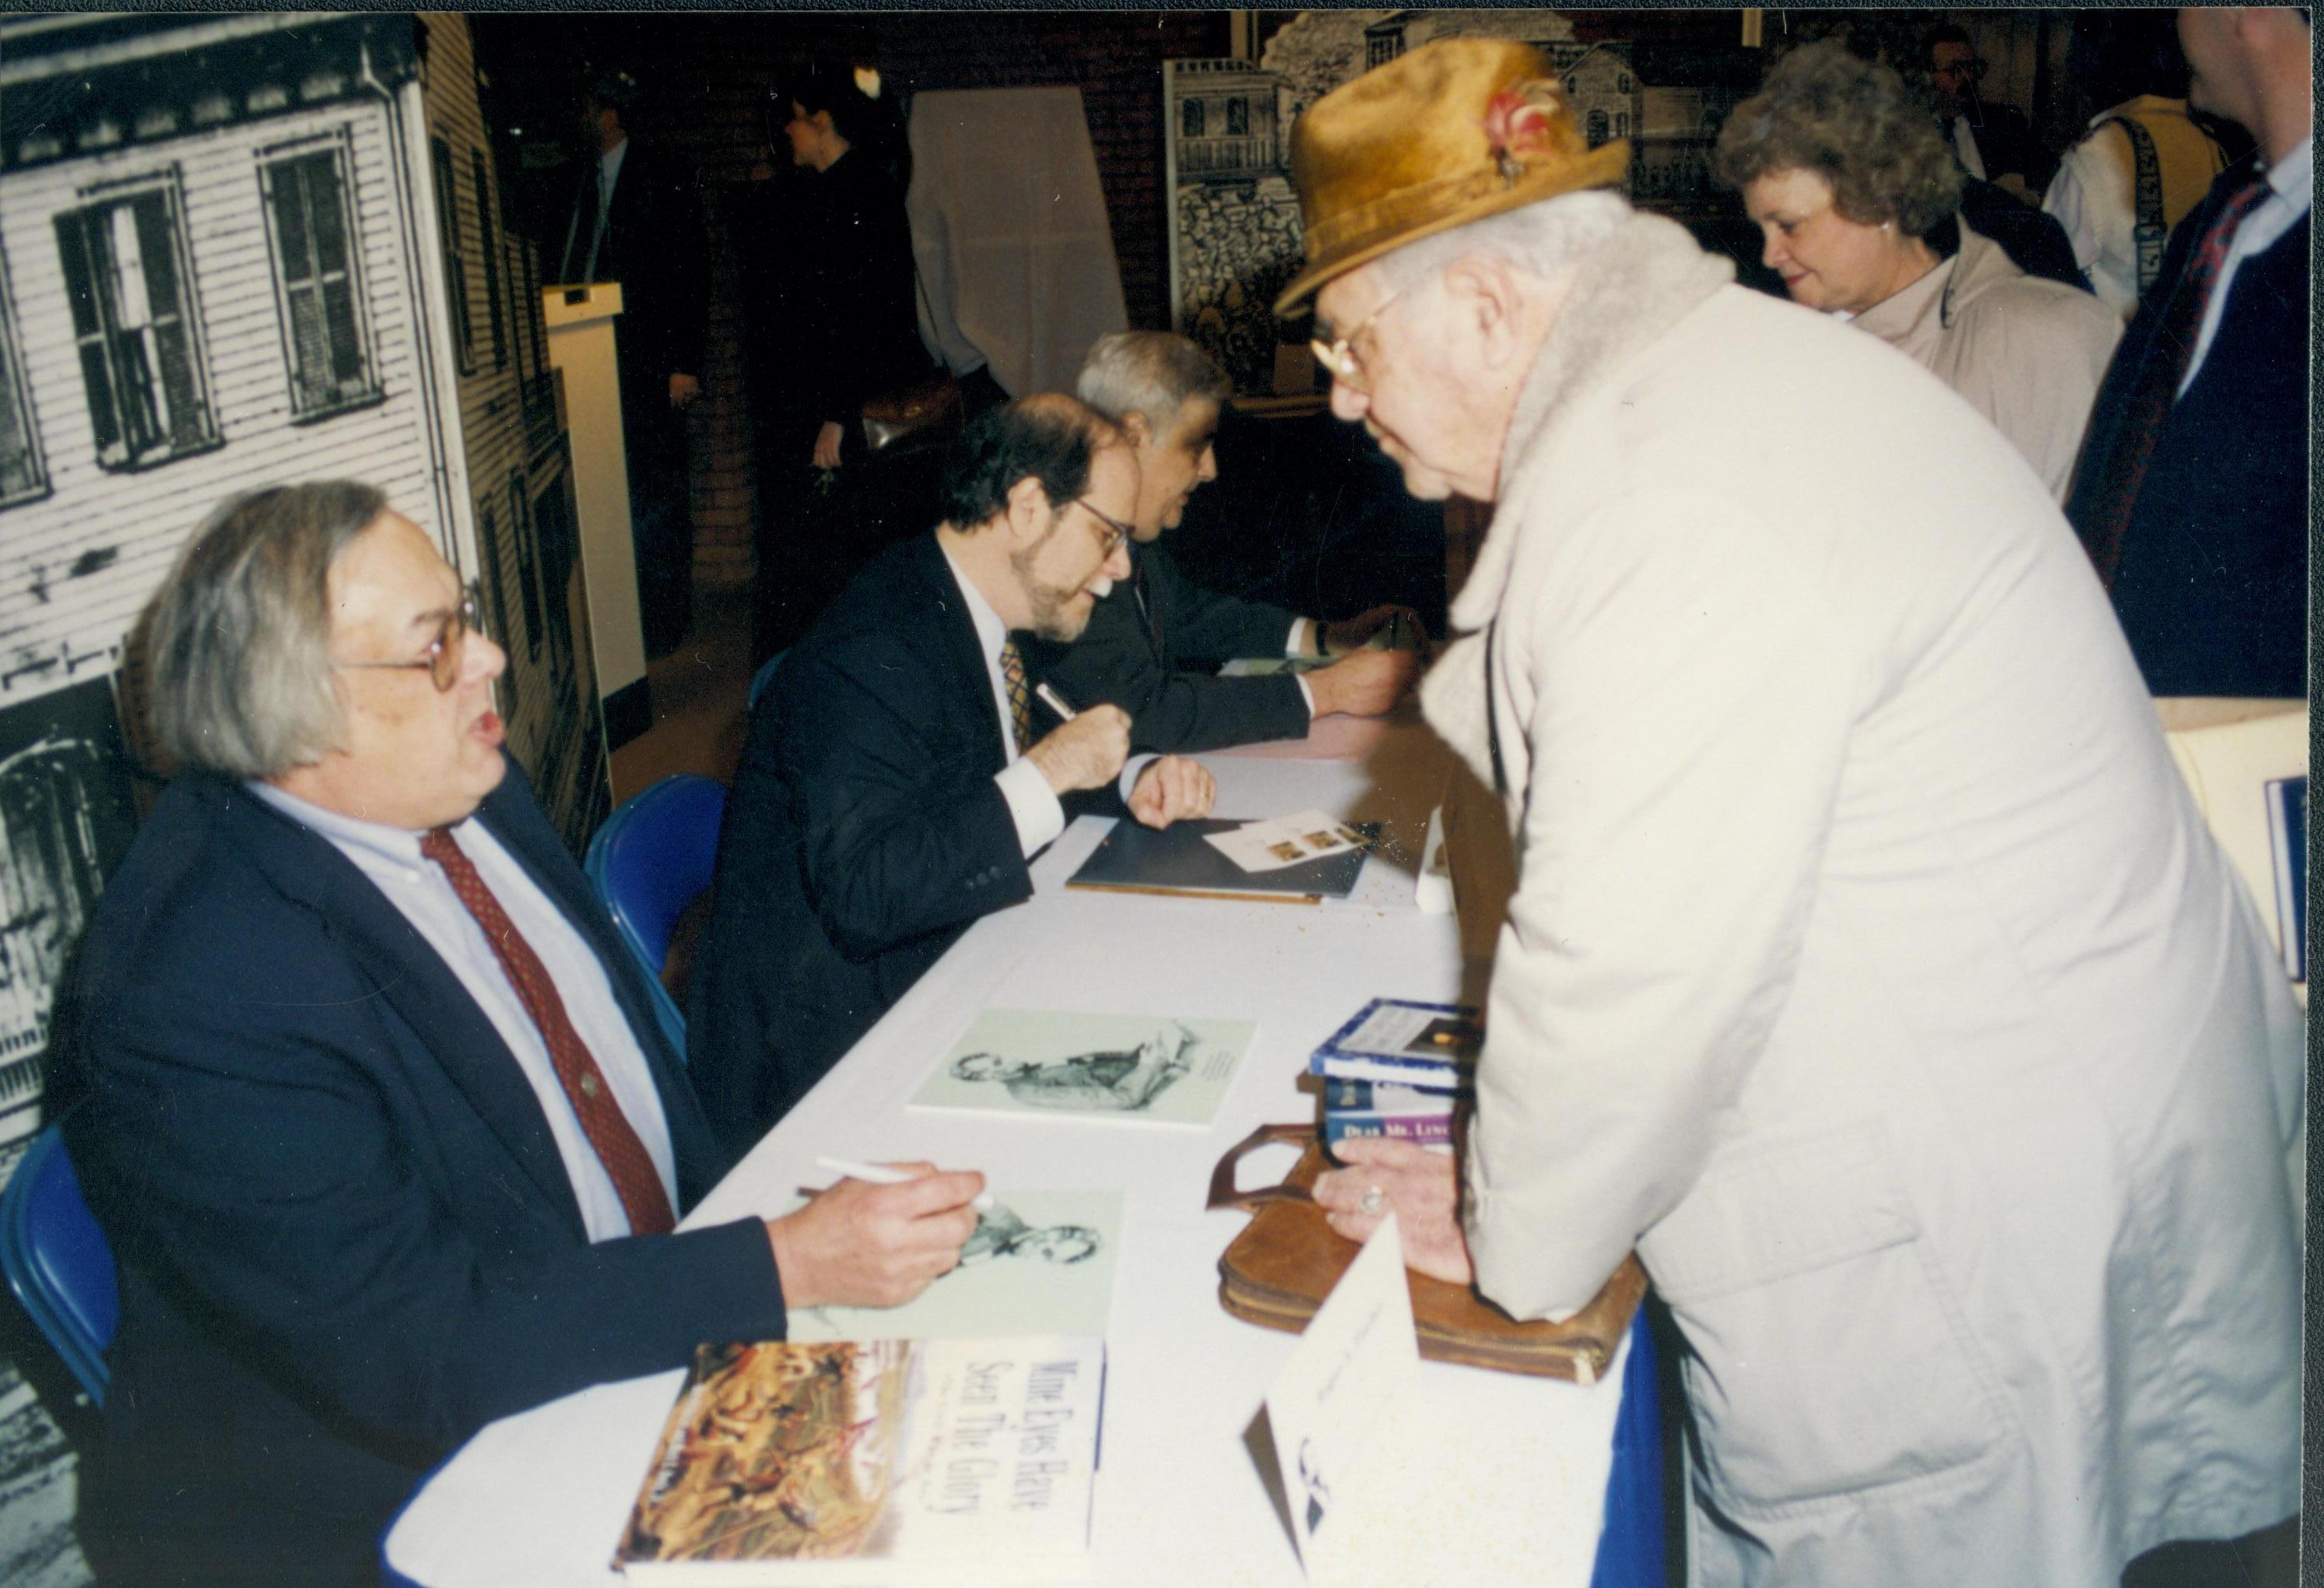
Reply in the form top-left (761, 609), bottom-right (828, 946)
top-left (1308, 998), bottom-right (1479, 1151)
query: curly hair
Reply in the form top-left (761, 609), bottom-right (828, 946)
top-left (1713, 40), bottom-right (1962, 238)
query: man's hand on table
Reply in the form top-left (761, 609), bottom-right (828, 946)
top-left (1305, 648), bottom-right (1419, 718)
top-left (1126, 755), bottom-right (1215, 829)
top-left (764, 1164), bottom-right (985, 1309)
top-left (1313, 1138), bottom-right (1474, 1285)
top-left (1027, 705), bottom-right (1132, 795)
top-left (1320, 604), bottom-right (1427, 656)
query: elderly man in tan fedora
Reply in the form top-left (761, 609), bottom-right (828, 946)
top-left (1296, 38), bottom-right (2301, 1588)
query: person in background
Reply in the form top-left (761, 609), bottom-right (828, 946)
top-left (1717, 41), bottom-right (2121, 499)
top-left (1276, 37), bottom-right (2299, 1586)
top-left (62, 483), bottom-right (985, 1586)
top-left (1024, 331), bottom-right (1420, 754)
top-left (739, 60), bottom-right (937, 666)
top-left (2064, 5), bottom-right (2308, 701)
top-left (1926, 22), bottom-right (2040, 200)
top-left (689, 396), bottom-right (1216, 1155)
top-left (774, 59), bottom-right (933, 476)
top-left (2043, 10), bottom-right (2227, 321)
top-left (560, 69), bottom-right (707, 659)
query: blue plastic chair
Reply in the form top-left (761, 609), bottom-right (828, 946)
top-left (1589, 1306), bottom-right (1669, 1587)
top-left (1, 1123), bottom-right (118, 1407)
top-left (583, 774), bottom-right (728, 1058)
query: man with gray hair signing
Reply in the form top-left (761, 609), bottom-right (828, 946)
top-left (1021, 330), bottom-right (1420, 754)
top-left (61, 485), bottom-right (987, 1586)
top-left (1290, 38), bottom-right (2299, 1587)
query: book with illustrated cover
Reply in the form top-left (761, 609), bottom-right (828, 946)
top-left (615, 1337), bottom-right (1104, 1584)
top-left (1308, 999), bottom-right (1483, 1089)
top-left (912, 1007), bottom-right (1255, 1126)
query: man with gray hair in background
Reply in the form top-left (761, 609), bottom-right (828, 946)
top-left (60, 483), bottom-right (986, 1586)
top-left (1022, 329), bottom-right (1419, 753)
top-left (1290, 37), bottom-right (2300, 1588)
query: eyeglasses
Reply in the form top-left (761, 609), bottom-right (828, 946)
top-left (1311, 285), bottom-right (1409, 395)
top-left (1072, 497), bottom-right (1135, 559)
top-left (333, 585), bottom-right (483, 693)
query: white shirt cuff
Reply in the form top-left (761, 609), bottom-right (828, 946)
top-left (996, 759), bottom-right (1065, 856)
top-left (1287, 617), bottom-right (1313, 657)
top-left (1294, 675), bottom-right (1317, 718)
top-left (1117, 754), bottom-right (1157, 806)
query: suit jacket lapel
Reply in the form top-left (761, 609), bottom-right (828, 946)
top-left (912, 533), bottom-right (1011, 778)
top-left (212, 779), bottom-right (590, 1233)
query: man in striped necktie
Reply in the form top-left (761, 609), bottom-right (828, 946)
top-left (2064, 6), bottom-right (2310, 700)
top-left (691, 395), bottom-right (1218, 1157)
top-left (66, 483), bottom-right (985, 1586)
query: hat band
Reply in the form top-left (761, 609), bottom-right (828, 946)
top-left (1304, 157), bottom-right (1551, 260)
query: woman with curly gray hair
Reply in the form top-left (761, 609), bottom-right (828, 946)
top-left (1716, 41), bottom-right (2120, 497)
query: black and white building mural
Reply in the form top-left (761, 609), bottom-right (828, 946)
top-left (0, 16), bottom-right (616, 1577)
top-left (1165, 9), bottom-right (1758, 395)
top-left (0, 11), bottom-right (609, 1145)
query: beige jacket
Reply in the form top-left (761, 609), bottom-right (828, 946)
top-left (1422, 213), bottom-right (2301, 1587)
top-left (1850, 219), bottom-right (2122, 500)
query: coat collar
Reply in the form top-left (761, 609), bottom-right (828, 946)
top-left (1420, 213), bottom-right (1731, 791)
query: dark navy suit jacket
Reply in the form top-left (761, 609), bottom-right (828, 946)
top-left (689, 532), bottom-right (1039, 1158)
top-left (2067, 156), bottom-right (2308, 698)
top-left (63, 761), bottom-right (784, 1586)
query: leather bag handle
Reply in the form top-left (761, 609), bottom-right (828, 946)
top-left (1205, 1122), bottom-right (1316, 1212)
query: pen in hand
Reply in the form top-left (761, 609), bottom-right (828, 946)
top-left (1034, 682), bottom-right (1079, 722)
top-left (813, 1155), bottom-right (995, 1210)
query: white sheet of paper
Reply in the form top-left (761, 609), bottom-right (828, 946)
top-left (1205, 810), bottom-right (1367, 873)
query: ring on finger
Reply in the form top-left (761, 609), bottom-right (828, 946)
top-left (1359, 1186), bottom-right (1385, 1217)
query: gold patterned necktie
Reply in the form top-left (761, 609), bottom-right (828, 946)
top-left (999, 640), bottom-right (1034, 754)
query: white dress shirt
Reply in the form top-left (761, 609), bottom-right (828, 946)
top-left (251, 782), bottom-right (678, 1242)
top-left (938, 543), bottom-right (1069, 855)
top-left (2184, 134), bottom-right (2310, 392)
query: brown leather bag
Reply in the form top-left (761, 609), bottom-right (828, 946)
top-left (1208, 1122), bottom-right (1646, 1382)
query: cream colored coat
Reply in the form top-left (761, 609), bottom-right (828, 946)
top-left (1851, 218), bottom-right (2122, 501)
top-left (1420, 215), bottom-right (2302, 1587)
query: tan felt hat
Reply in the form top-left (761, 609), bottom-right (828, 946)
top-left (1275, 37), bottom-right (1631, 318)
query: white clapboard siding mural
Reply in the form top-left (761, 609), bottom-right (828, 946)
top-left (0, 11), bottom-right (609, 1151)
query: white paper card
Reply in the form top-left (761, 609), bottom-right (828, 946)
top-left (1205, 810), bottom-right (1368, 873)
top-left (1262, 1216), bottom-right (1419, 1579)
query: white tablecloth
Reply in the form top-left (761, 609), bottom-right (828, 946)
top-left (384, 720), bottom-right (1626, 1587)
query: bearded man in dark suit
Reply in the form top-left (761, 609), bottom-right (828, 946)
top-left (688, 395), bottom-right (1217, 1154)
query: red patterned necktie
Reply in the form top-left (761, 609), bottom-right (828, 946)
top-left (420, 827), bottom-right (676, 1236)
top-left (999, 639), bottom-right (1034, 753)
top-left (2079, 171), bottom-right (2273, 586)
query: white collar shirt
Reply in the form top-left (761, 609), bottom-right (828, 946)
top-left (936, 541), bottom-right (1066, 856)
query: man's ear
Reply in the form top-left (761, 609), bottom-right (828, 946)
top-left (1441, 255), bottom-right (1525, 370)
top-left (1002, 475), bottom-right (1052, 547)
top-left (1121, 409), bottom-right (1153, 448)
